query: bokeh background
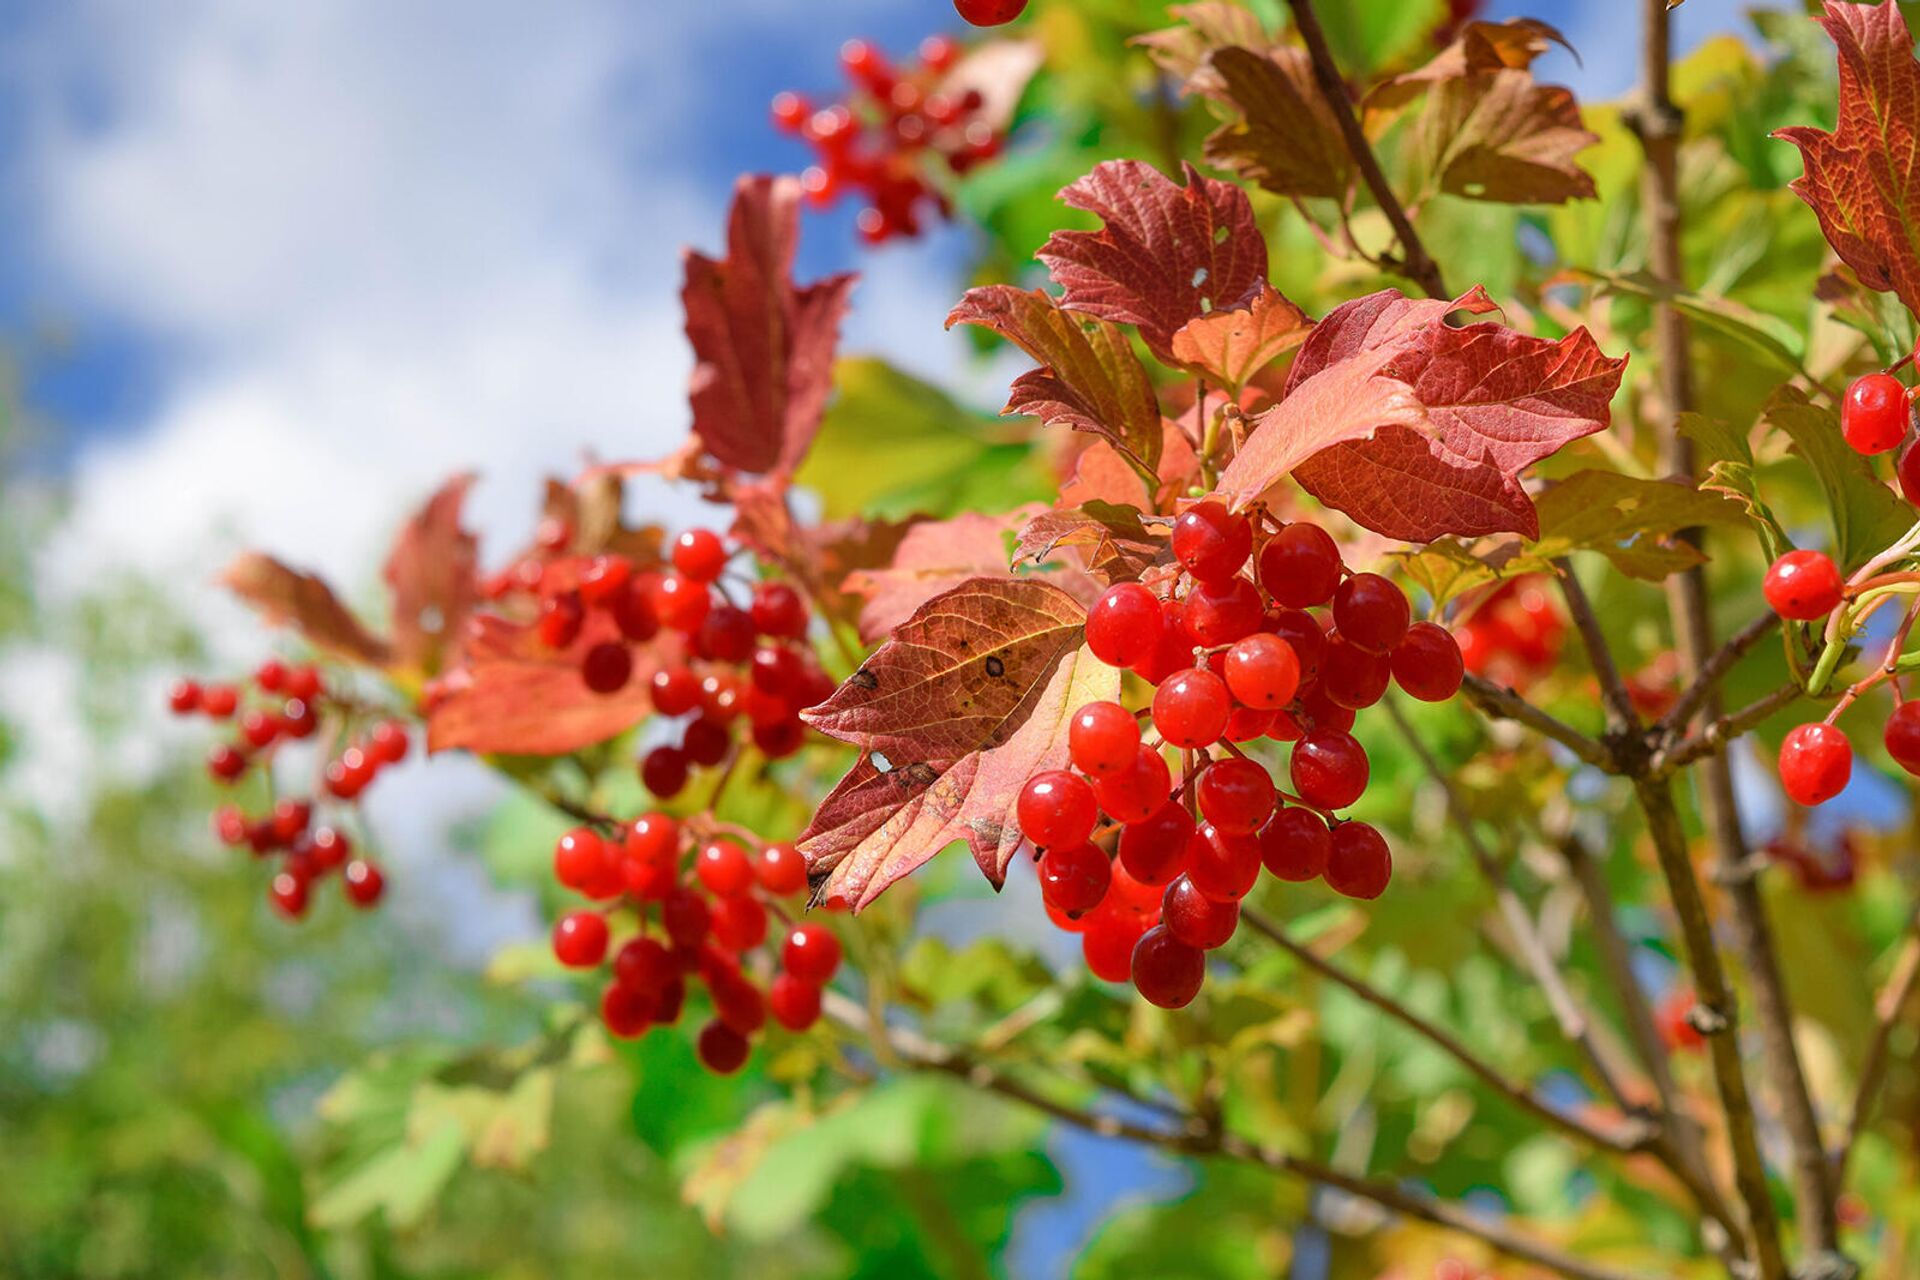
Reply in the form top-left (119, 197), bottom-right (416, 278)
top-left (0, 1), bottom-right (1786, 1277)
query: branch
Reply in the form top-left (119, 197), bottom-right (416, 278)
top-left (1460, 673), bottom-right (1619, 773)
top-left (1283, 0), bottom-right (1447, 299)
top-left (1656, 611), bottom-right (1781, 740)
top-left (1237, 907), bottom-right (1651, 1155)
top-left (1648, 683), bottom-right (1803, 778)
top-left (1835, 914), bottom-right (1920, 1188)
top-left (819, 991), bottom-right (1656, 1280)
top-left (1555, 561), bottom-right (1642, 737)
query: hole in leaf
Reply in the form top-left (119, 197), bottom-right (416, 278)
top-left (873, 752), bottom-right (893, 773)
top-left (1191, 267), bottom-right (1210, 289)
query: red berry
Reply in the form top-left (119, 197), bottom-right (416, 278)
top-left (1152, 668), bottom-right (1231, 748)
top-left (577, 555), bottom-right (631, 608)
top-left (1325, 822), bottom-right (1392, 899)
top-left (641, 745), bottom-right (690, 798)
top-left (1762, 550), bottom-right (1844, 621)
top-left (1131, 925), bottom-right (1205, 1008)
top-left (581, 641), bottom-right (633, 694)
top-left (663, 888), bottom-right (712, 949)
top-left (751, 581), bottom-right (809, 639)
top-left (1900, 435), bottom-right (1920, 507)
top-left (1172, 501), bottom-right (1252, 584)
top-left (1040, 842), bottom-right (1112, 916)
top-left (712, 896), bottom-right (769, 951)
top-left (343, 859), bottom-right (385, 906)
top-left (696, 604), bottom-right (756, 664)
top-left (214, 805), bottom-right (248, 846)
top-left (254, 659), bottom-right (287, 692)
top-left (611, 577), bottom-right (660, 645)
top-left (1843, 372), bottom-right (1910, 455)
top-left (769, 973), bottom-right (823, 1030)
top-left (1118, 802), bottom-right (1195, 886)
top-left (168, 678), bottom-right (202, 714)
top-left (1269, 609), bottom-right (1326, 679)
top-left (683, 716), bottom-right (732, 767)
top-left (239, 709), bottom-right (279, 749)
top-left (1196, 758), bottom-right (1276, 834)
top-left (1082, 908), bottom-right (1148, 982)
top-left (1223, 633), bottom-right (1301, 709)
top-left (1392, 623), bottom-right (1465, 702)
top-left (1320, 633), bottom-right (1392, 710)
top-left (696, 840), bottom-right (754, 897)
top-left (279, 698), bottom-right (318, 739)
top-left (955, 0), bottom-right (1029, 25)
top-left (285, 666), bottom-right (323, 701)
top-left (207, 744), bottom-right (248, 783)
top-left (770, 90), bottom-right (809, 132)
top-left (1887, 703), bottom-right (1920, 776)
top-left (554, 827), bottom-right (610, 891)
top-left (553, 910), bottom-right (610, 968)
top-left (1017, 770), bottom-right (1099, 848)
top-left (202, 684), bottom-right (239, 718)
top-left (308, 826), bottom-right (350, 870)
top-left (756, 842), bottom-right (810, 895)
top-left (752, 718), bottom-right (806, 759)
top-left (613, 936), bottom-right (674, 992)
top-left (1259, 807), bottom-right (1331, 882)
top-left (1259, 524), bottom-right (1343, 608)
top-left (538, 590), bottom-right (586, 649)
top-left (1162, 874), bottom-right (1240, 950)
top-left (1087, 583), bottom-right (1162, 668)
top-left (1655, 989), bottom-right (1707, 1052)
top-left (650, 665), bottom-right (700, 716)
top-left (672, 528), bottom-right (728, 583)
top-left (1291, 730), bottom-right (1369, 810)
top-left (1186, 822), bottom-right (1261, 901)
top-left (655, 575), bottom-right (712, 633)
top-left (1778, 722), bottom-right (1852, 806)
top-left (1295, 681), bottom-right (1356, 735)
top-left (269, 872), bottom-right (309, 919)
top-left (696, 1020), bottom-right (751, 1074)
top-left (1133, 600), bottom-right (1194, 685)
top-left (1070, 701), bottom-right (1141, 776)
top-left (1181, 577), bottom-right (1264, 647)
top-left (370, 720), bottom-right (410, 764)
top-left (627, 812), bottom-right (680, 863)
top-left (601, 983), bottom-right (652, 1038)
top-left (1332, 574), bottom-right (1410, 654)
top-left (1093, 745), bottom-right (1173, 824)
top-left (784, 922), bottom-right (842, 985)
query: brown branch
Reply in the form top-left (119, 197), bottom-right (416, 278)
top-left (1656, 612), bottom-right (1781, 740)
top-left (1282, 0), bottom-right (1447, 299)
top-left (1836, 915), bottom-right (1920, 1188)
top-left (1648, 683), bottom-right (1804, 777)
top-left (819, 991), bottom-right (1656, 1280)
top-left (1556, 561), bottom-right (1642, 737)
top-left (1460, 673), bottom-right (1619, 773)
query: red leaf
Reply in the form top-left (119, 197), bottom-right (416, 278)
top-left (1219, 288), bottom-right (1626, 542)
top-left (426, 610), bottom-right (664, 756)
top-left (1203, 46), bottom-right (1353, 200)
top-left (1037, 160), bottom-right (1269, 362)
top-left (947, 286), bottom-right (1163, 472)
top-left (1061, 419), bottom-right (1203, 512)
top-left (682, 174), bottom-right (856, 476)
top-left (220, 552), bottom-right (391, 667)
top-left (383, 473), bottom-right (479, 677)
top-left (1168, 282), bottom-right (1313, 390)
top-left (1776, 0), bottom-right (1920, 315)
top-left (798, 579), bottom-right (1119, 908)
top-left (1014, 501), bottom-right (1165, 585)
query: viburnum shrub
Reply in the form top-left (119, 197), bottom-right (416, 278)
top-left (162, 1), bottom-right (1920, 1275)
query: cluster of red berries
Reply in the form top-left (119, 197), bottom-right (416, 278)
top-left (169, 659), bottom-right (394, 918)
top-left (771, 35), bottom-right (1004, 244)
top-left (545, 815), bottom-right (840, 1073)
top-left (1019, 502), bottom-right (1464, 1009)
top-left (1456, 576), bottom-right (1564, 693)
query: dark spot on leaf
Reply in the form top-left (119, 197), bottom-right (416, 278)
top-left (903, 762), bottom-right (939, 786)
top-left (985, 656), bottom-right (1006, 677)
top-left (851, 668), bottom-right (878, 690)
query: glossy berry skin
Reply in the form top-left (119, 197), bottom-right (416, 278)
top-left (1843, 372), bottom-right (1910, 455)
top-left (696, 1021), bottom-right (751, 1074)
top-left (207, 744), bottom-right (248, 783)
top-left (1886, 702), bottom-right (1920, 776)
top-left (1171, 501), bottom-right (1252, 584)
top-left (1259, 808), bottom-right (1331, 882)
top-left (1269, 609), bottom-right (1325, 679)
top-left (655, 575), bottom-right (711, 633)
top-left (1259, 524), bottom-right (1343, 608)
top-left (1223, 633), bottom-right (1300, 709)
top-left (1017, 770), bottom-right (1099, 848)
top-left (1162, 875), bottom-right (1239, 950)
top-left (538, 591), bottom-right (586, 650)
top-left (1332, 574), bottom-right (1411, 654)
top-left (663, 889), bottom-right (712, 949)
top-left (1762, 550), bottom-right (1844, 621)
top-left (601, 984), bottom-right (652, 1039)
top-left (1186, 823), bottom-right (1261, 902)
top-left (554, 827), bottom-right (609, 891)
top-left (1900, 435), bottom-right (1920, 507)
top-left (769, 973), bottom-right (823, 1031)
top-left (955, 0), bottom-right (1028, 26)
top-left (756, 841), bottom-right (809, 895)
top-left (168, 679), bottom-right (201, 714)
top-left (672, 528), bottom-right (728, 583)
top-left (641, 746), bottom-right (690, 798)
top-left (1291, 730), bottom-right (1369, 811)
top-left (712, 895), bottom-right (769, 951)
top-left (1778, 722), bottom-right (1852, 806)
top-left (1118, 801), bottom-right (1195, 885)
top-left (343, 859), bottom-right (385, 906)
top-left (1180, 578), bottom-right (1264, 647)
top-left (1320, 634), bottom-right (1391, 710)
top-left (1081, 909), bottom-right (1147, 982)
top-left (1196, 758), bottom-right (1276, 835)
top-left (696, 841), bottom-right (753, 897)
top-left (580, 641), bottom-right (633, 694)
top-left (1086, 583), bottom-right (1162, 668)
top-left (751, 582), bottom-right (809, 639)
top-left (552, 910), bottom-right (610, 968)
top-left (201, 685), bottom-right (239, 718)
top-left (784, 922), bottom-right (843, 985)
top-left (1152, 668), bottom-right (1232, 749)
top-left (1324, 823), bottom-right (1392, 900)
top-left (1131, 926), bottom-right (1206, 1009)
top-left (1094, 745), bottom-right (1172, 825)
top-left (1392, 623), bottom-right (1465, 702)
top-left (1069, 701), bottom-right (1141, 776)
top-left (269, 872), bottom-right (309, 920)
top-left (1039, 842), bottom-right (1112, 916)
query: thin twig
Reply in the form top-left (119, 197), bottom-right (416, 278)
top-left (1460, 673), bottom-right (1619, 773)
top-left (1649, 683), bottom-right (1803, 777)
top-left (1555, 561), bottom-right (1642, 738)
top-left (1656, 612), bottom-right (1781, 739)
top-left (1836, 914), bottom-right (1920, 1188)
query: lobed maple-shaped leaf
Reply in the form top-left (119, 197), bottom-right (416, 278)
top-left (383, 473), bottom-right (479, 678)
top-left (1775, 0), bottom-right (1920, 317)
top-left (1013, 501), bottom-right (1164, 585)
top-left (1203, 46), bottom-right (1353, 201)
top-left (1036, 160), bottom-right (1269, 363)
top-left (1403, 70), bottom-right (1597, 205)
top-left (1168, 282), bottom-right (1313, 391)
top-left (1219, 288), bottom-right (1626, 542)
top-left (426, 610), bottom-right (664, 756)
top-left (1531, 469), bottom-right (1746, 581)
top-left (1362, 19), bottom-right (1574, 121)
top-left (1133, 2), bottom-right (1271, 98)
top-left (798, 578), bottom-right (1119, 909)
top-left (221, 552), bottom-right (392, 667)
top-left (947, 286), bottom-right (1163, 472)
top-left (682, 174), bottom-right (856, 477)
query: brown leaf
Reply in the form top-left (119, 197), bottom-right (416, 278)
top-left (220, 552), bottom-right (391, 667)
top-left (1168, 282), bottom-right (1313, 391)
top-left (1203, 46), bottom-right (1353, 200)
top-left (683, 175), bottom-right (856, 476)
top-left (946, 285), bottom-right (1163, 471)
top-left (1014, 501), bottom-right (1164, 585)
top-left (1363, 19), bottom-right (1574, 121)
top-left (1403, 70), bottom-right (1598, 205)
top-left (798, 579), bottom-right (1118, 907)
top-left (383, 473), bottom-right (479, 677)
top-left (1037, 160), bottom-right (1269, 363)
top-left (1133, 2), bottom-right (1272, 98)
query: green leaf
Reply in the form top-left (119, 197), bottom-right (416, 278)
top-left (1763, 385), bottom-right (1913, 569)
top-left (1679, 412), bottom-right (1793, 561)
top-left (1561, 266), bottom-right (1821, 385)
top-left (308, 1117), bottom-right (466, 1230)
top-left (1531, 469), bottom-right (1748, 580)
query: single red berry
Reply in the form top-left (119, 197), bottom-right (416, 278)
top-left (279, 697), bottom-right (318, 739)
top-left (207, 744), bottom-right (248, 783)
top-left (1152, 668), bottom-right (1232, 749)
top-left (650, 665), bottom-right (700, 717)
top-left (553, 910), bottom-right (610, 967)
top-left (752, 718), bottom-right (806, 759)
top-left (239, 709), bottom-right (279, 749)
top-left (1886, 702), bottom-right (1920, 776)
top-left (750, 644), bottom-right (805, 695)
top-left (1223, 633), bottom-right (1301, 709)
top-left (1294, 681), bottom-right (1356, 735)
top-left (672, 528), bottom-right (728, 583)
top-left (1181, 577), bottom-right (1264, 647)
top-left (1259, 807), bottom-right (1331, 882)
top-left (577, 642), bottom-right (631, 694)
top-left (554, 827), bottom-right (609, 891)
top-left (1332, 574), bottom-right (1410, 654)
top-left (784, 922), bottom-right (843, 985)
top-left (201, 685), bottom-right (239, 718)
top-left (601, 983), bottom-right (652, 1039)
top-left (1259, 524), bottom-right (1343, 608)
top-left (1118, 802), bottom-right (1195, 886)
top-left (756, 841), bottom-right (809, 895)
top-left (654, 574), bottom-right (712, 633)
top-left (1133, 600), bottom-right (1195, 686)
top-left (696, 1020), bottom-right (751, 1074)
top-left (1392, 623), bottom-right (1465, 702)
top-left (167, 678), bottom-right (202, 714)
top-left (213, 805), bottom-right (248, 846)
top-left (254, 659), bottom-right (287, 692)
top-left (1655, 989), bottom-right (1708, 1052)
top-left (1778, 722), bottom-right (1852, 806)
top-left (770, 90), bottom-right (809, 132)
top-left (1225, 705), bottom-right (1277, 743)
top-left (614, 936), bottom-right (674, 993)
top-left (1087, 583), bottom-right (1163, 668)
top-left (769, 973), bottom-right (823, 1030)
top-left (343, 859), bottom-right (385, 906)
top-left (1186, 822), bottom-right (1261, 902)
top-left (1843, 372), bottom-right (1910, 455)
top-left (682, 716), bottom-right (732, 768)
top-left (1040, 842), bottom-right (1112, 916)
top-left (1081, 908), bottom-right (1148, 982)
top-left (1172, 501), bottom-right (1252, 584)
top-left (1196, 758), bottom-right (1276, 835)
top-left (700, 672), bottom-right (745, 722)
top-left (537, 590), bottom-right (586, 649)
top-left (697, 604), bottom-right (756, 664)
top-left (269, 798), bottom-right (311, 845)
top-left (1291, 730), bottom-right (1369, 810)
top-left (696, 840), bottom-right (754, 897)
top-left (1269, 609), bottom-right (1326, 679)
top-left (641, 745), bottom-right (690, 797)
top-left (955, 0), bottom-right (1029, 25)
top-left (663, 888), bottom-right (712, 949)
top-left (1762, 550), bottom-right (1844, 621)
top-left (1162, 874), bottom-right (1240, 950)
top-left (708, 966), bottom-right (767, 1036)
top-left (370, 719), bottom-right (410, 764)
top-left (1320, 633), bottom-right (1392, 710)
top-left (1017, 770), bottom-right (1100, 848)
top-left (1131, 925), bottom-right (1206, 1008)
top-left (1900, 435), bottom-right (1920, 507)
top-left (1325, 822), bottom-right (1392, 899)
top-left (1094, 745), bottom-right (1173, 825)
top-left (712, 895), bottom-right (769, 951)
top-left (1069, 701), bottom-right (1141, 776)
top-left (627, 811), bottom-right (680, 862)
top-left (308, 826), bottom-right (350, 871)
top-left (751, 581), bottom-right (809, 639)
top-left (269, 872), bottom-right (309, 920)
top-left (285, 666), bottom-right (323, 701)
top-left (611, 578), bottom-right (660, 643)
